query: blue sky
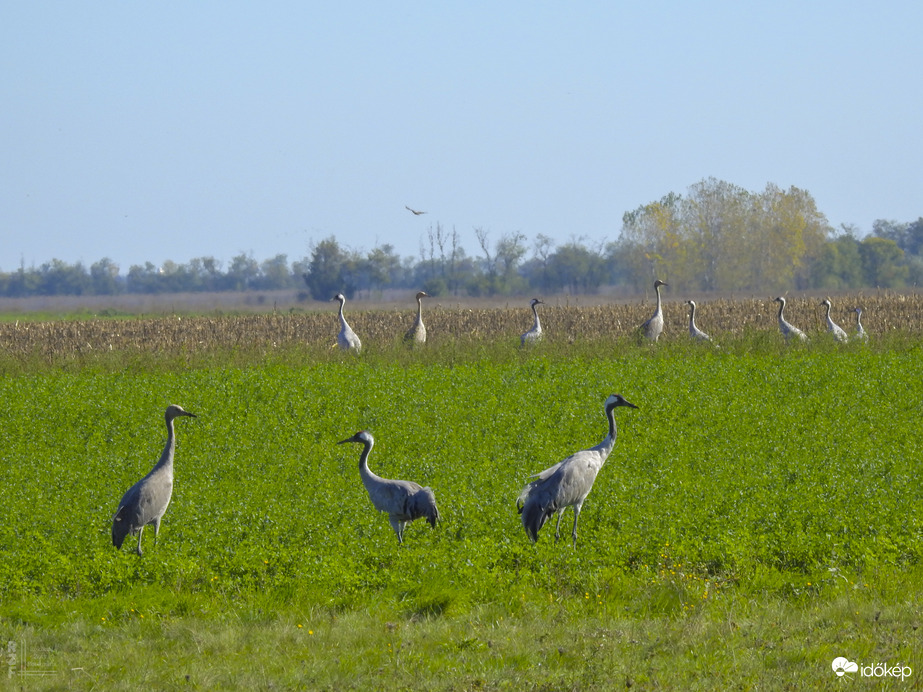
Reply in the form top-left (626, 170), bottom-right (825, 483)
top-left (2, 2), bottom-right (920, 273)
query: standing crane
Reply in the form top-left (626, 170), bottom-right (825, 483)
top-left (338, 430), bottom-right (439, 544)
top-left (774, 297), bottom-right (807, 342)
top-left (685, 300), bottom-right (713, 342)
top-left (331, 293), bottom-right (361, 352)
top-left (820, 298), bottom-right (848, 342)
top-left (520, 298), bottom-right (544, 346)
top-left (112, 404), bottom-right (197, 555)
top-left (640, 279), bottom-right (668, 341)
top-left (517, 393), bottom-right (638, 546)
top-left (404, 291), bottom-right (429, 345)
top-left (854, 307), bottom-right (869, 342)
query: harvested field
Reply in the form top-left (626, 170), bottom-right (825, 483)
top-left (0, 292), bottom-right (920, 357)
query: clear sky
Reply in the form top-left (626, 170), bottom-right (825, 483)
top-left (2, 2), bottom-right (920, 274)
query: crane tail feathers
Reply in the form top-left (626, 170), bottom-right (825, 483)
top-left (411, 487), bottom-right (439, 529)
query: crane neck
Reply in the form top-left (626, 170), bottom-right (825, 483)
top-left (654, 284), bottom-right (662, 312)
top-left (777, 301), bottom-right (785, 320)
top-left (153, 416), bottom-right (177, 473)
top-left (594, 402), bottom-right (619, 458)
top-left (416, 297), bottom-right (424, 323)
top-left (356, 438), bottom-right (375, 476)
top-left (531, 304), bottom-right (542, 331)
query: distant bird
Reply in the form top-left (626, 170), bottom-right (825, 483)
top-left (854, 307), bottom-right (869, 342)
top-left (640, 279), bottom-right (668, 341)
top-left (517, 393), bottom-right (638, 546)
top-left (404, 291), bottom-right (429, 345)
top-left (405, 205), bottom-right (426, 216)
top-left (331, 293), bottom-right (361, 352)
top-left (112, 405), bottom-right (197, 555)
top-left (338, 431), bottom-right (439, 544)
top-left (685, 300), bottom-right (713, 342)
top-left (774, 296), bottom-right (807, 342)
top-left (521, 298), bottom-right (544, 346)
top-left (820, 298), bottom-right (848, 342)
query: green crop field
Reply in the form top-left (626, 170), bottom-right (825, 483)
top-left (1, 311), bottom-right (922, 689)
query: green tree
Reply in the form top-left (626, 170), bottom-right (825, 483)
top-left (38, 259), bottom-right (90, 295)
top-left (546, 241), bottom-right (607, 293)
top-left (258, 254), bottom-right (293, 290)
top-left (303, 237), bottom-right (355, 299)
top-left (90, 258), bottom-right (121, 295)
top-left (859, 237), bottom-right (908, 287)
top-left (812, 234), bottom-right (863, 289)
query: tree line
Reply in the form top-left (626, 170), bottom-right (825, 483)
top-left (2, 178), bottom-right (920, 300)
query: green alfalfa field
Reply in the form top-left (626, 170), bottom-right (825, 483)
top-left (1, 304), bottom-right (922, 689)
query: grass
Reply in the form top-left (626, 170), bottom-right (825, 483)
top-left (1, 328), bottom-right (922, 689)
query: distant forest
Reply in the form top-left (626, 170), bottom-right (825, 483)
top-left (3, 179), bottom-right (921, 300)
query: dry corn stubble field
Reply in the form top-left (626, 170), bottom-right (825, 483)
top-left (0, 292), bottom-right (920, 356)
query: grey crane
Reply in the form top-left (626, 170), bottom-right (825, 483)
top-left (405, 205), bottom-right (426, 215)
top-left (774, 296), bottom-right (807, 342)
top-left (338, 430), bottom-right (439, 544)
top-left (331, 293), bottom-right (361, 352)
top-left (520, 298), bottom-right (544, 346)
top-left (820, 298), bottom-right (848, 342)
top-left (685, 300), bottom-right (713, 342)
top-left (854, 307), bottom-right (869, 341)
top-left (112, 404), bottom-right (197, 555)
top-left (404, 291), bottom-right (429, 345)
top-left (640, 279), bottom-right (668, 341)
top-left (517, 393), bottom-right (638, 546)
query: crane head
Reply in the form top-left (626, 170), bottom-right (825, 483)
top-left (330, 293), bottom-right (346, 303)
top-left (165, 404), bottom-right (196, 421)
top-left (416, 291), bottom-right (429, 300)
top-left (653, 279), bottom-right (667, 288)
top-left (338, 430), bottom-right (373, 446)
top-left (605, 394), bottom-right (638, 411)
top-left (530, 298), bottom-right (544, 306)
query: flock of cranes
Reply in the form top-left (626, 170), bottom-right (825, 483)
top-left (112, 392), bottom-right (636, 554)
top-left (331, 280), bottom-right (870, 353)
top-left (111, 280), bottom-right (872, 553)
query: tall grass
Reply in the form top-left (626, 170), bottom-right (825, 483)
top-left (1, 325), bottom-right (921, 688)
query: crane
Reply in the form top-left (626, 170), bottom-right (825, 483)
top-left (405, 205), bottom-right (426, 215)
top-left (520, 298), bottom-right (544, 346)
top-left (338, 430), bottom-right (439, 544)
top-left (517, 393), bottom-right (638, 546)
top-left (773, 297), bottom-right (807, 342)
top-left (854, 307), bottom-right (869, 341)
top-left (640, 279), bottom-right (668, 341)
top-left (331, 293), bottom-right (361, 352)
top-left (112, 404), bottom-right (197, 555)
top-left (820, 298), bottom-right (848, 342)
top-left (685, 300), bottom-right (713, 342)
top-left (404, 291), bottom-right (429, 345)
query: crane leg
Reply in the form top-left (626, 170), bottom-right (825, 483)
top-left (553, 510), bottom-right (564, 542)
top-left (389, 516), bottom-right (405, 544)
top-left (135, 525), bottom-right (145, 556)
top-left (571, 504), bottom-right (582, 548)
